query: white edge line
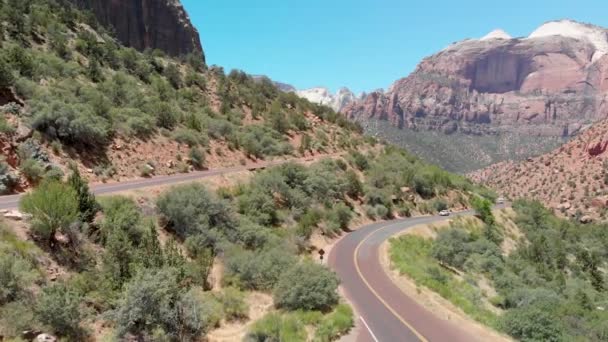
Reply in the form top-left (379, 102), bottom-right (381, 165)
top-left (360, 316), bottom-right (379, 342)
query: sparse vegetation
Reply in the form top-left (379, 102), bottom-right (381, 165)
top-left (390, 200), bottom-right (608, 341)
top-left (361, 119), bottom-right (567, 173)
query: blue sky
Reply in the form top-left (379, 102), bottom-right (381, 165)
top-left (182, 0), bottom-right (608, 94)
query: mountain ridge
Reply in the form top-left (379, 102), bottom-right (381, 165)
top-left (342, 19), bottom-right (608, 172)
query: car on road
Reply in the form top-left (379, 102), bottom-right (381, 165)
top-left (439, 210), bottom-right (450, 216)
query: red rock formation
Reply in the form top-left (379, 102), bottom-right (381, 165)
top-left (587, 140), bottom-right (608, 157)
top-left (69, 0), bottom-right (203, 58)
top-left (344, 21), bottom-right (608, 138)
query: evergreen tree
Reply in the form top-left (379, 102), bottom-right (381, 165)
top-left (102, 228), bottom-right (133, 289)
top-left (87, 58), bottom-right (103, 82)
top-left (0, 58), bottom-right (14, 88)
top-left (136, 221), bottom-right (164, 269)
top-left (67, 165), bottom-right (99, 223)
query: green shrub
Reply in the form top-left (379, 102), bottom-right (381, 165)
top-left (0, 160), bottom-right (18, 195)
top-left (430, 228), bottom-right (472, 269)
top-left (314, 304), bottom-right (354, 342)
top-left (126, 114), bottom-right (156, 137)
top-left (67, 166), bottom-right (99, 223)
top-left (189, 147), bottom-right (206, 169)
top-left (20, 180), bottom-right (79, 244)
top-left (173, 128), bottom-right (208, 147)
top-left (31, 100), bottom-right (110, 148)
top-left (472, 197), bottom-right (495, 226)
top-left (35, 283), bottom-right (83, 338)
top-left (98, 196), bottom-right (143, 245)
top-left (157, 184), bottom-right (236, 242)
top-left (101, 225), bottom-right (141, 291)
top-left (163, 63), bottom-right (182, 88)
top-left (412, 174), bottom-right (434, 198)
top-left (326, 203), bottom-right (352, 231)
top-left (224, 246), bottom-right (296, 291)
top-left (344, 170), bottom-right (363, 198)
top-left (0, 57), bottom-right (15, 87)
top-left (0, 115), bottom-right (13, 134)
top-left (246, 312), bottom-right (306, 342)
top-left (432, 198), bottom-right (448, 212)
top-left (19, 158), bottom-right (45, 183)
top-left (237, 188), bottom-right (279, 226)
top-left (500, 304), bottom-right (564, 342)
top-left (155, 102), bottom-right (177, 129)
top-left (113, 268), bottom-right (208, 340)
top-left (365, 205), bottom-right (376, 219)
top-left (349, 151), bottom-right (369, 171)
top-left (218, 287), bottom-right (249, 321)
top-left (0, 251), bottom-right (38, 304)
top-left (139, 163), bottom-right (155, 177)
top-left (273, 262), bottom-right (339, 312)
top-left (374, 204), bottom-right (390, 219)
top-left (0, 299), bottom-right (40, 338)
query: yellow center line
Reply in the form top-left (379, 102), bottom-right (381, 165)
top-left (353, 220), bottom-right (430, 342)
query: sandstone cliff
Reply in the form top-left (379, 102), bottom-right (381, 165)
top-left (344, 20), bottom-right (608, 138)
top-left (69, 0), bottom-right (203, 58)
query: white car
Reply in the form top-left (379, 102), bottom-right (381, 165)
top-left (439, 210), bottom-right (450, 216)
top-left (496, 197), bottom-right (505, 204)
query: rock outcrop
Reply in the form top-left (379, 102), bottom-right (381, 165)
top-left (296, 87), bottom-right (357, 112)
top-left (344, 20), bottom-right (608, 138)
top-left (69, 0), bottom-right (203, 58)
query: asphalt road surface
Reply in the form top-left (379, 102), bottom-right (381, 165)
top-left (0, 160), bottom-right (287, 210)
top-left (329, 208), bottom-right (504, 342)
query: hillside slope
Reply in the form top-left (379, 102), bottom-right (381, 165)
top-left (344, 20), bottom-right (608, 172)
top-left (0, 0), bottom-right (365, 194)
top-left (388, 201), bottom-right (608, 341)
top-left (470, 119), bottom-right (608, 221)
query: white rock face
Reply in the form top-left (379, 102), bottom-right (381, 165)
top-left (296, 87), bottom-right (333, 106)
top-left (296, 87), bottom-right (357, 112)
top-left (529, 20), bottom-right (608, 61)
top-left (481, 29), bottom-right (512, 41)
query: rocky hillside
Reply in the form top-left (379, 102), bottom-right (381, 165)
top-left (0, 0), bottom-right (365, 194)
top-left (470, 119), bottom-right (608, 222)
top-left (344, 20), bottom-right (608, 172)
top-left (69, 0), bottom-right (203, 57)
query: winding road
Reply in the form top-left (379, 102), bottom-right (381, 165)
top-left (0, 161), bottom-right (287, 210)
top-left (1, 160), bottom-right (499, 341)
top-left (329, 209), bottom-right (504, 342)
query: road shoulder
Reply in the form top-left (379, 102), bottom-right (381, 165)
top-left (378, 222), bottom-right (513, 342)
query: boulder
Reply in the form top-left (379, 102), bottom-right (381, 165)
top-left (580, 215), bottom-right (593, 224)
top-left (591, 196), bottom-right (608, 209)
top-left (4, 210), bottom-right (25, 221)
top-left (36, 333), bottom-right (57, 342)
top-left (21, 330), bottom-right (41, 340)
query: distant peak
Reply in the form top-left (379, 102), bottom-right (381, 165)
top-left (480, 29), bottom-right (512, 41)
top-left (529, 19), bottom-right (608, 61)
top-left (296, 86), bottom-right (356, 112)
